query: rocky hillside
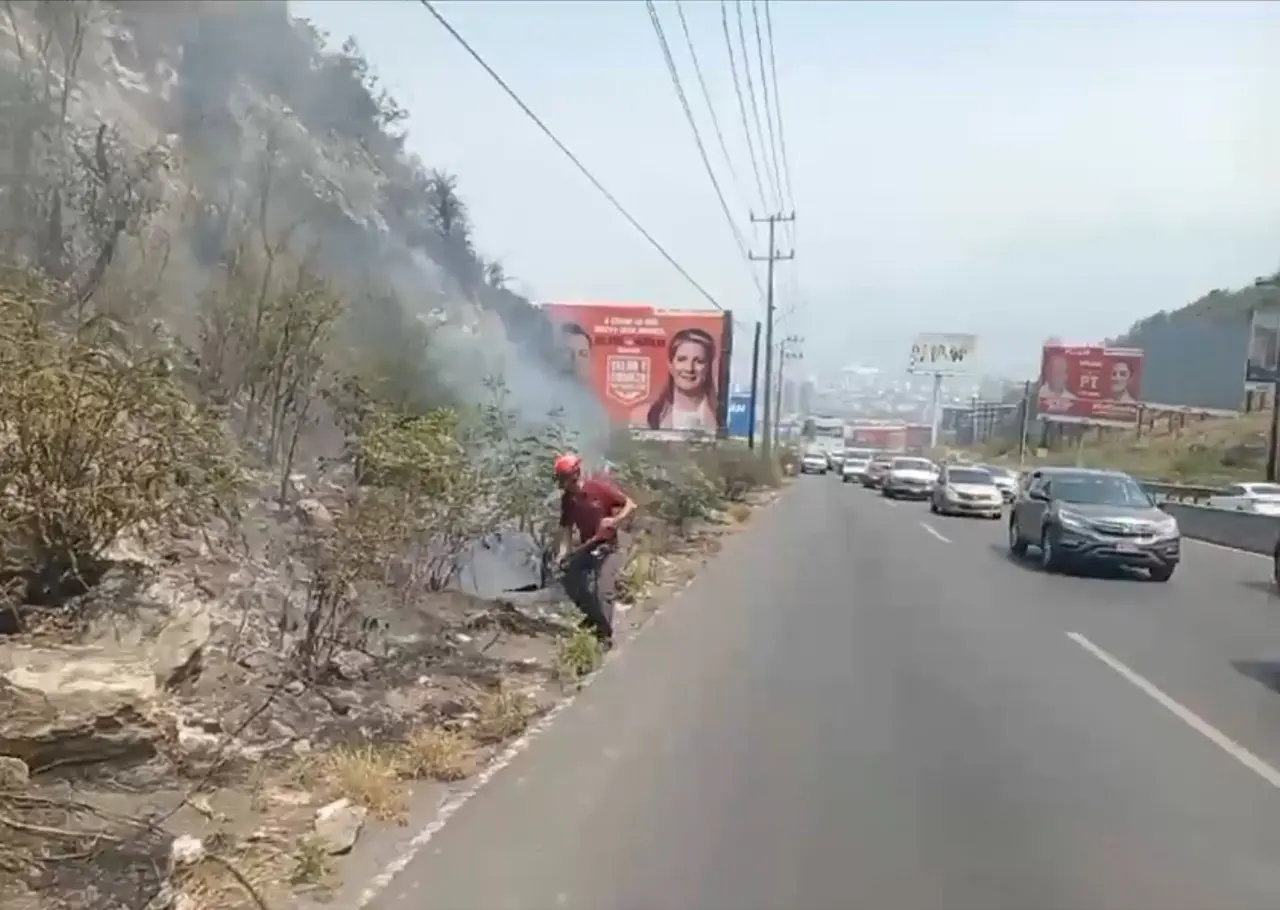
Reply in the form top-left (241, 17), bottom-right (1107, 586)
top-left (1113, 271), bottom-right (1280, 347)
top-left (0, 0), bottom-right (600, 433)
top-left (0, 4), bottom-right (791, 909)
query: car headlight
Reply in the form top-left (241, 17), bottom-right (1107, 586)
top-left (1057, 509), bottom-right (1089, 531)
top-left (1154, 517), bottom-right (1180, 538)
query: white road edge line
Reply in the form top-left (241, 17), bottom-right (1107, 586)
top-left (352, 487), bottom-right (791, 908)
top-left (920, 522), bottom-right (951, 544)
top-left (1066, 632), bottom-right (1280, 790)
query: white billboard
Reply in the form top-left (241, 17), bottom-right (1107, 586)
top-left (907, 332), bottom-right (978, 374)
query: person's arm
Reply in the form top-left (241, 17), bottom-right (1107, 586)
top-left (556, 495), bottom-right (575, 560)
top-left (598, 482), bottom-right (637, 531)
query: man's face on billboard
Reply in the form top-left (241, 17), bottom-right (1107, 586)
top-left (565, 331), bottom-right (590, 378)
top-left (1048, 355), bottom-right (1069, 390)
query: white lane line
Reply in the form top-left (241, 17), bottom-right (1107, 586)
top-left (920, 522), bottom-right (951, 544)
top-left (1067, 632), bottom-right (1280, 790)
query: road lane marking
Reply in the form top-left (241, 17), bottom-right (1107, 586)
top-left (920, 522), bottom-right (951, 544)
top-left (1067, 632), bottom-right (1280, 790)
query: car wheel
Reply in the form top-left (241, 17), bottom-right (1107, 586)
top-left (1039, 526), bottom-right (1061, 572)
top-left (1273, 546), bottom-right (1280, 589)
top-left (1008, 518), bottom-right (1028, 556)
top-left (1149, 565), bottom-right (1175, 583)
top-left (929, 500), bottom-right (939, 514)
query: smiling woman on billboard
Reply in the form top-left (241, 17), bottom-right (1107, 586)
top-left (633, 327), bottom-right (720, 430)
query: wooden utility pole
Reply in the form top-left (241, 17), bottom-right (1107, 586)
top-left (750, 211), bottom-right (795, 459)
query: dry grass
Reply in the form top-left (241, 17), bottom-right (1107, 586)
top-left (727, 502), bottom-right (752, 524)
top-left (554, 626), bottom-right (604, 684)
top-left (618, 547), bottom-right (656, 602)
top-left (472, 687), bottom-right (533, 745)
top-left (288, 836), bottom-right (334, 888)
top-left (173, 846), bottom-right (284, 910)
top-left (400, 727), bottom-right (477, 782)
top-left (977, 412), bottom-right (1272, 484)
top-left (306, 744), bottom-right (406, 821)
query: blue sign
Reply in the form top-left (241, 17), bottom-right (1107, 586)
top-left (727, 393), bottom-right (753, 438)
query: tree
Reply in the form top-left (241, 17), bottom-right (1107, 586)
top-left (483, 259), bottom-right (508, 290)
top-left (426, 170), bottom-right (470, 242)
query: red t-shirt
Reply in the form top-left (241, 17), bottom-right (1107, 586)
top-left (561, 477), bottom-right (628, 543)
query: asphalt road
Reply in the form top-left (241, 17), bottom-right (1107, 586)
top-left (369, 478), bottom-right (1280, 910)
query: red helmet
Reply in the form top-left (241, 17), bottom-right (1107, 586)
top-left (552, 453), bottom-right (582, 480)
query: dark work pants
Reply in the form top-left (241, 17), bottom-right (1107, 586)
top-left (562, 542), bottom-right (622, 642)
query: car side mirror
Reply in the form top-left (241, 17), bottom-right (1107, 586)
top-left (1028, 488), bottom-right (1048, 502)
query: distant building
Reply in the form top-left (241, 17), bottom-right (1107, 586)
top-left (798, 379), bottom-right (816, 417)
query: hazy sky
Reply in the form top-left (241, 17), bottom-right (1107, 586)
top-left (291, 0), bottom-right (1280, 379)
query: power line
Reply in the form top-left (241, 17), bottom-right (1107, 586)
top-left (647, 0), bottom-right (763, 303)
top-left (734, 0), bottom-right (780, 210)
top-left (750, 1), bottom-right (786, 215)
top-left (763, 0), bottom-right (795, 214)
top-left (674, 0), bottom-right (751, 215)
top-left (720, 0), bottom-right (768, 211)
top-left (417, 0), bottom-right (726, 312)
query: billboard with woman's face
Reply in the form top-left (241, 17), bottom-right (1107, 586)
top-left (543, 302), bottom-right (734, 433)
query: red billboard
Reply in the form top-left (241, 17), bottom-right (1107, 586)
top-left (1037, 344), bottom-right (1143, 425)
top-left (543, 302), bottom-right (733, 433)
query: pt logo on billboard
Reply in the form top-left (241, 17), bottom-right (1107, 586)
top-left (605, 355), bottom-right (651, 405)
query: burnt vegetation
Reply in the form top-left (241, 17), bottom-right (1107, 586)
top-left (0, 3), bottom-right (783, 907)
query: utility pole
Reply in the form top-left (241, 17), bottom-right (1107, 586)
top-left (750, 211), bottom-right (795, 460)
top-left (1017, 379), bottom-right (1033, 466)
top-left (776, 334), bottom-right (803, 449)
top-left (747, 321), bottom-right (761, 451)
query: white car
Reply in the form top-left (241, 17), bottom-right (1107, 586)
top-left (978, 464), bottom-right (1019, 502)
top-left (931, 465), bottom-right (1004, 518)
top-left (1207, 482), bottom-right (1280, 515)
top-left (881, 457), bottom-right (938, 500)
top-left (800, 450), bottom-right (830, 475)
top-left (841, 457), bottom-right (871, 484)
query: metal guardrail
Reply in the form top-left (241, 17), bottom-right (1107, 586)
top-left (1136, 480), bottom-right (1225, 504)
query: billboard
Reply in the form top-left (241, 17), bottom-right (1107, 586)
top-left (1037, 343), bottom-right (1144, 426)
top-left (726, 393), bottom-right (753, 439)
top-left (1246, 306), bottom-right (1280, 390)
top-left (543, 302), bottom-right (733, 432)
top-left (907, 332), bottom-right (978, 374)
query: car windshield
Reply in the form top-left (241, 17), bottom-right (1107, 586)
top-left (1246, 484), bottom-right (1280, 497)
top-left (948, 469), bottom-right (992, 485)
top-left (981, 465), bottom-right (1013, 478)
top-left (892, 459), bottom-right (933, 472)
top-left (1052, 474), bottom-right (1151, 507)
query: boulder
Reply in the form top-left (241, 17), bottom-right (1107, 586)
top-left (313, 798), bottom-right (366, 855)
top-left (0, 755), bottom-right (29, 787)
top-left (0, 645), bottom-right (162, 771)
top-left (73, 569), bottom-right (214, 691)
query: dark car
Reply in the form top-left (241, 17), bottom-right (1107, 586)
top-left (861, 453), bottom-right (895, 489)
top-left (1008, 467), bottom-right (1180, 581)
